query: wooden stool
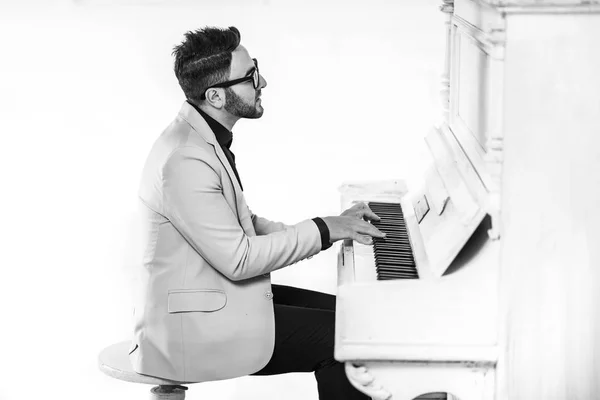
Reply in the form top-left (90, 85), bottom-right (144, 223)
top-left (98, 341), bottom-right (192, 399)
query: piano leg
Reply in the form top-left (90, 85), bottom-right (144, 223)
top-left (345, 361), bottom-right (495, 400)
top-left (345, 362), bottom-right (392, 400)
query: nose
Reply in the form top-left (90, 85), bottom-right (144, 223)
top-left (259, 73), bottom-right (267, 89)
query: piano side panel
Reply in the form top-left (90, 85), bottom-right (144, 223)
top-left (497, 12), bottom-right (600, 400)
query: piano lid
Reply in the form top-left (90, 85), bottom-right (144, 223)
top-left (406, 124), bottom-right (488, 278)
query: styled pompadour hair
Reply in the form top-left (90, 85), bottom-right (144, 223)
top-left (172, 26), bottom-right (241, 103)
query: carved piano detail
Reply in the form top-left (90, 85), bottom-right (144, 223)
top-left (335, 1), bottom-right (600, 399)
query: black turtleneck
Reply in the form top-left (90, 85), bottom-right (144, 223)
top-left (187, 101), bottom-right (331, 251)
top-left (188, 101), bottom-right (244, 191)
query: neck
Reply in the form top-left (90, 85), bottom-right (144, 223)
top-left (196, 103), bottom-right (238, 131)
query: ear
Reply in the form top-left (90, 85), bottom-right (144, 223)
top-left (204, 88), bottom-right (225, 109)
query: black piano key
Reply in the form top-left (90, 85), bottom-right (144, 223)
top-left (376, 263), bottom-right (416, 268)
top-left (377, 244), bottom-right (412, 249)
top-left (378, 274), bottom-right (418, 280)
top-left (374, 244), bottom-right (413, 249)
top-left (376, 267), bottom-right (416, 272)
top-left (373, 212), bottom-right (404, 216)
top-left (374, 231), bottom-right (409, 236)
top-left (373, 213), bottom-right (405, 218)
top-left (376, 261), bottom-right (416, 267)
top-left (375, 261), bottom-right (416, 266)
top-left (379, 276), bottom-right (413, 281)
top-left (375, 233), bottom-right (410, 239)
top-left (374, 242), bottom-right (413, 248)
top-left (374, 216), bottom-right (405, 221)
top-left (374, 241), bottom-right (412, 247)
top-left (375, 245), bottom-right (414, 251)
top-left (373, 245), bottom-right (413, 254)
top-left (375, 254), bottom-right (414, 259)
top-left (375, 242), bottom-right (410, 247)
top-left (372, 210), bottom-right (404, 215)
top-left (374, 239), bottom-right (410, 244)
top-left (375, 257), bottom-right (415, 261)
top-left (375, 254), bottom-right (415, 260)
top-left (376, 264), bottom-right (416, 269)
top-left (376, 266), bottom-right (417, 272)
top-left (375, 260), bottom-right (414, 265)
top-left (376, 265), bottom-right (416, 270)
top-left (374, 241), bottom-right (411, 247)
top-left (371, 208), bottom-right (402, 213)
top-left (369, 203), bottom-right (402, 208)
top-left (377, 268), bottom-right (416, 272)
top-left (373, 245), bottom-right (413, 251)
top-left (373, 228), bottom-right (408, 234)
top-left (375, 260), bottom-right (416, 266)
top-left (377, 269), bottom-right (417, 274)
top-left (372, 222), bottom-right (406, 227)
top-left (373, 227), bottom-right (408, 233)
top-left (376, 263), bottom-right (416, 269)
top-left (373, 227), bottom-right (408, 232)
top-left (376, 264), bottom-right (415, 273)
top-left (373, 229), bottom-right (409, 234)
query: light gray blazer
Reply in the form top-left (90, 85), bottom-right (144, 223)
top-left (129, 101), bottom-right (322, 382)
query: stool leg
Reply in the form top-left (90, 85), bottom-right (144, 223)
top-left (149, 385), bottom-right (187, 400)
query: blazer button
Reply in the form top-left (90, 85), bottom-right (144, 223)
top-left (265, 291), bottom-right (273, 300)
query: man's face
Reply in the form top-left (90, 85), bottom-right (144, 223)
top-left (224, 45), bottom-right (267, 119)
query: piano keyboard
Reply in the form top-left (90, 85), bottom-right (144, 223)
top-left (369, 201), bottom-right (419, 280)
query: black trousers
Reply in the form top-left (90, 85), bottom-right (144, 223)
top-left (251, 284), bottom-right (370, 400)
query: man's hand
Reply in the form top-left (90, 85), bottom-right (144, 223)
top-left (340, 202), bottom-right (381, 222)
top-left (323, 202), bottom-right (385, 245)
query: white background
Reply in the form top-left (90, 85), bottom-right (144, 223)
top-left (0, 0), bottom-right (444, 399)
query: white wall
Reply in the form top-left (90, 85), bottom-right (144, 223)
top-left (0, 1), bottom-right (444, 399)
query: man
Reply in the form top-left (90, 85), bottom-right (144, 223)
top-left (129, 26), bottom-right (384, 399)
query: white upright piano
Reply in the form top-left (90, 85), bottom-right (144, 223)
top-left (335, 1), bottom-right (600, 399)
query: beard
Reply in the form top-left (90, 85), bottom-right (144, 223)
top-left (224, 87), bottom-right (263, 119)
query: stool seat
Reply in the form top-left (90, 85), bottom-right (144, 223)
top-left (98, 341), bottom-right (192, 386)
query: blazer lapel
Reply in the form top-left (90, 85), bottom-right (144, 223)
top-left (178, 102), bottom-right (250, 228)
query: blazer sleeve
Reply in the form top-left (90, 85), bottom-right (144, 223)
top-left (250, 210), bottom-right (290, 235)
top-left (162, 146), bottom-right (322, 281)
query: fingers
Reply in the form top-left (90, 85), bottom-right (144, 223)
top-left (351, 220), bottom-right (386, 244)
top-left (354, 234), bottom-right (374, 245)
top-left (356, 203), bottom-right (380, 221)
top-left (353, 230), bottom-right (385, 245)
top-left (361, 208), bottom-right (381, 221)
top-left (326, 215), bottom-right (386, 244)
top-left (344, 202), bottom-right (381, 222)
top-left (358, 220), bottom-right (386, 238)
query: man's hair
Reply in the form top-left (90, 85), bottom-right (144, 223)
top-left (172, 26), bottom-right (241, 103)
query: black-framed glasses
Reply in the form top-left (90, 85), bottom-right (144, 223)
top-left (200, 58), bottom-right (259, 100)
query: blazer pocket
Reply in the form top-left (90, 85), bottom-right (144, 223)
top-left (167, 289), bottom-right (227, 313)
